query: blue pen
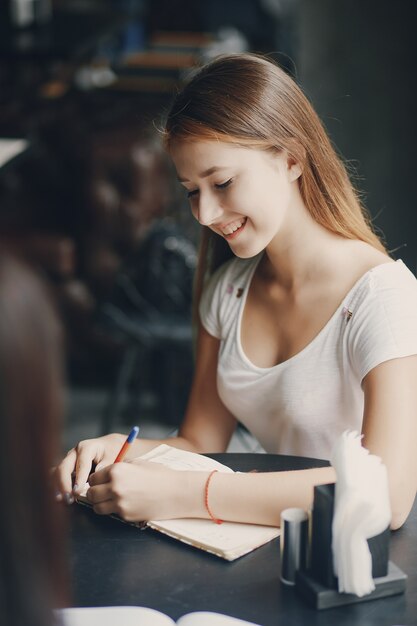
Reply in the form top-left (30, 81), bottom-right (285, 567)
top-left (114, 426), bottom-right (140, 463)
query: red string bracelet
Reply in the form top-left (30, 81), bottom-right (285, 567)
top-left (204, 470), bottom-right (223, 524)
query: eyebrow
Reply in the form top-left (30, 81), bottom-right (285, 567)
top-left (177, 166), bottom-right (226, 183)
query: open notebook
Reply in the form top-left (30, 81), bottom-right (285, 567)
top-left (57, 607), bottom-right (261, 626)
top-left (77, 444), bottom-right (280, 561)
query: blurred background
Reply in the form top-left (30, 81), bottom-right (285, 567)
top-left (0, 0), bottom-right (415, 450)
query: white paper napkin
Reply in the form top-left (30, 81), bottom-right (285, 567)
top-left (330, 431), bottom-right (391, 596)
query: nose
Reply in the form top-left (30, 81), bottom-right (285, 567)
top-left (196, 192), bottom-right (223, 226)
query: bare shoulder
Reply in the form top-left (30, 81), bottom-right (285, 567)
top-left (337, 239), bottom-right (393, 283)
top-left (313, 239), bottom-right (393, 307)
top-left (349, 239), bottom-right (392, 265)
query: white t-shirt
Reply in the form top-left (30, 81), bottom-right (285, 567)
top-left (199, 255), bottom-right (417, 460)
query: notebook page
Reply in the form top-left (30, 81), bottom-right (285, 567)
top-left (57, 606), bottom-right (174, 626)
top-left (137, 445), bottom-right (234, 473)
top-left (177, 611), bottom-right (261, 626)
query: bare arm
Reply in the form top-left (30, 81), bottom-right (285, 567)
top-left (361, 355), bottom-right (417, 529)
top-left (87, 459), bottom-right (336, 526)
top-left (131, 323), bottom-right (238, 455)
top-left (180, 465), bottom-right (336, 526)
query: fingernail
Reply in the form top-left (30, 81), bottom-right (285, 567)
top-left (73, 483), bottom-right (79, 492)
top-left (55, 491), bottom-right (63, 502)
top-left (64, 492), bottom-right (74, 505)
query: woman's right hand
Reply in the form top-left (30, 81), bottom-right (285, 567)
top-left (54, 433), bottom-right (128, 502)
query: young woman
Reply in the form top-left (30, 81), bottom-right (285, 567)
top-left (0, 253), bottom-right (68, 626)
top-left (55, 53), bottom-right (417, 530)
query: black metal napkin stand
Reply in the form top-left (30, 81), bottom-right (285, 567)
top-left (295, 483), bottom-right (407, 610)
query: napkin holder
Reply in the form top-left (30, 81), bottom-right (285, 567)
top-left (296, 483), bottom-right (407, 609)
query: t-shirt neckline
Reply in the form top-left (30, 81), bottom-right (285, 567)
top-left (235, 256), bottom-right (402, 372)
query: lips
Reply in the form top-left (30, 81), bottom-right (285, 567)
top-left (221, 217), bottom-right (247, 238)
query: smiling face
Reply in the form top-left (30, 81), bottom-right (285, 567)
top-left (170, 140), bottom-right (301, 259)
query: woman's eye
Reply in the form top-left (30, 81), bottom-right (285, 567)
top-left (215, 178), bottom-right (233, 190)
top-left (186, 189), bottom-right (199, 199)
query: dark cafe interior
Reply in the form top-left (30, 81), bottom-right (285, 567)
top-left (0, 1), bottom-right (416, 626)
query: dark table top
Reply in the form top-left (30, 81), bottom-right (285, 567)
top-left (69, 453), bottom-right (417, 626)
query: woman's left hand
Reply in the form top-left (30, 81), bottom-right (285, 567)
top-left (86, 460), bottom-right (203, 522)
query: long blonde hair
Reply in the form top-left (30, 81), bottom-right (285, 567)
top-left (163, 53), bottom-right (386, 306)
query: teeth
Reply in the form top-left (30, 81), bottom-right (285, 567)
top-left (222, 218), bottom-right (246, 235)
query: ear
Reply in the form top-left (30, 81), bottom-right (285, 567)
top-left (286, 154), bottom-right (302, 182)
top-left (284, 139), bottom-right (305, 182)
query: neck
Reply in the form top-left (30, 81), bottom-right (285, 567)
top-left (262, 195), bottom-right (348, 292)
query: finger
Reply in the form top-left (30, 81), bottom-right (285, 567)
top-left (87, 484), bottom-right (113, 505)
top-left (73, 447), bottom-right (103, 494)
top-left (92, 499), bottom-right (117, 516)
top-left (94, 460), bottom-right (112, 473)
top-left (55, 448), bottom-right (77, 495)
top-left (88, 464), bottom-right (112, 487)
